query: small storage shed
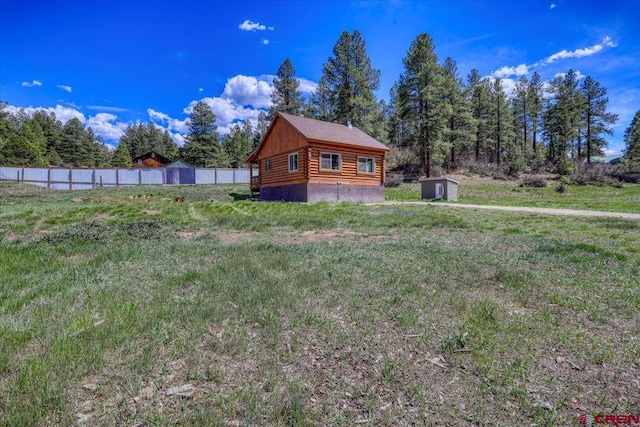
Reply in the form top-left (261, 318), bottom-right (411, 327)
top-left (164, 160), bottom-right (196, 185)
top-left (245, 112), bottom-right (390, 203)
top-left (133, 151), bottom-right (171, 168)
top-left (418, 177), bottom-right (459, 201)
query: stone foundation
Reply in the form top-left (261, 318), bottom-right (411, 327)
top-left (260, 183), bottom-right (385, 203)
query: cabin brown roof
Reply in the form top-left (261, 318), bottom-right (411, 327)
top-left (246, 112), bottom-right (389, 162)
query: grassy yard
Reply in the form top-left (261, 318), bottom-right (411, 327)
top-left (386, 174), bottom-right (640, 213)
top-left (1, 181), bottom-right (639, 425)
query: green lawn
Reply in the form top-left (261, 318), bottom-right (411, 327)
top-left (386, 179), bottom-right (640, 213)
top-left (1, 182), bottom-right (639, 425)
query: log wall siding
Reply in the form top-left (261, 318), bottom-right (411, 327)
top-left (259, 149), bottom-right (307, 187)
top-left (308, 142), bottom-right (384, 186)
top-left (259, 117), bottom-right (307, 159)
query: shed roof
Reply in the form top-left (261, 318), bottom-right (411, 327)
top-left (418, 176), bottom-right (460, 185)
top-left (164, 159), bottom-right (195, 168)
top-left (246, 112), bottom-right (389, 162)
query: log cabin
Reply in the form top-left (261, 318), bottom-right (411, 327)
top-left (133, 151), bottom-right (172, 168)
top-left (246, 112), bottom-right (390, 203)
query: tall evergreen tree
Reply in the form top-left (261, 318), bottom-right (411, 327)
top-left (223, 120), bottom-right (254, 165)
top-left (623, 109), bottom-right (640, 172)
top-left (580, 76), bottom-right (618, 164)
top-left (527, 72), bottom-right (545, 162)
top-left (119, 123), bottom-right (179, 159)
top-left (467, 69), bottom-right (492, 163)
top-left (253, 111), bottom-right (270, 149)
top-left (111, 142), bottom-right (133, 167)
top-left (270, 58), bottom-right (304, 117)
top-left (547, 70), bottom-right (583, 164)
top-left (489, 78), bottom-right (516, 170)
top-left (441, 57), bottom-right (475, 169)
top-left (512, 75), bottom-right (530, 159)
top-left (392, 33), bottom-right (448, 176)
top-left (322, 30), bottom-right (383, 138)
top-left (31, 110), bottom-right (63, 164)
top-left (309, 75), bottom-right (332, 121)
top-left (181, 101), bottom-right (225, 167)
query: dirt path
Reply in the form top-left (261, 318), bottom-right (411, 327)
top-left (378, 201), bottom-right (640, 220)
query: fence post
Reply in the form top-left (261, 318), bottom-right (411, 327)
top-left (116, 169), bottom-right (119, 187)
top-left (233, 169), bottom-right (236, 184)
top-left (69, 168), bottom-right (73, 190)
top-left (100, 175), bottom-right (103, 188)
top-left (92, 169), bottom-right (96, 188)
top-left (48, 168), bottom-right (51, 189)
top-left (214, 168), bottom-right (217, 184)
top-left (139, 169), bottom-right (142, 185)
top-left (21, 168), bottom-right (25, 183)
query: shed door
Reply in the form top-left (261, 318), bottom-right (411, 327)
top-left (435, 183), bottom-right (443, 199)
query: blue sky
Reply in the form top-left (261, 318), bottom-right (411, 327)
top-left (1, 0), bottom-right (638, 153)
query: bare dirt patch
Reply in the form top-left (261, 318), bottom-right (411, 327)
top-left (143, 209), bottom-right (162, 215)
top-left (175, 229), bottom-right (208, 240)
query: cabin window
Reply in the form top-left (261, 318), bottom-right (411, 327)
top-left (288, 153), bottom-right (298, 172)
top-left (320, 152), bottom-right (341, 171)
top-left (265, 159), bottom-right (271, 172)
top-left (358, 157), bottom-right (375, 173)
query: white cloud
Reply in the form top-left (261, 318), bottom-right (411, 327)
top-left (239, 19), bottom-right (272, 31)
top-left (540, 36), bottom-right (617, 65)
top-left (198, 88), bottom-right (204, 92)
top-left (148, 108), bottom-right (189, 134)
top-left (491, 64), bottom-right (529, 78)
top-left (57, 85), bottom-right (72, 93)
top-left (86, 113), bottom-right (128, 141)
top-left (159, 73), bottom-right (317, 142)
top-left (87, 105), bottom-right (131, 113)
top-left (262, 39), bottom-right (270, 45)
top-left (21, 80), bottom-right (42, 87)
top-left (550, 3), bottom-right (556, 9)
top-left (5, 104), bottom-right (86, 123)
top-left (221, 74), bottom-right (273, 108)
top-left (298, 77), bottom-right (318, 94)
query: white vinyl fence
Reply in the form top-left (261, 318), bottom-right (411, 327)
top-left (0, 166), bottom-right (251, 190)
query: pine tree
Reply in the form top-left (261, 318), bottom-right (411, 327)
top-left (467, 69), bottom-right (492, 163)
top-left (309, 75), bottom-right (332, 121)
top-left (623, 109), bottom-right (640, 173)
top-left (31, 110), bottom-right (63, 165)
top-left (322, 30), bottom-right (383, 138)
top-left (0, 134), bottom-right (46, 166)
top-left (181, 101), bottom-right (223, 167)
top-left (548, 70), bottom-right (583, 165)
top-left (111, 142), bottom-right (133, 167)
top-left (527, 72), bottom-right (545, 163)
top-left (580, 76), bottom-right (618, 164)
top-left (441, 57), bottom-right (475, 170)
top-left (393, 33), bottom-right (448, 176)
top-left (224, 120), bottom-right (254, 165)
top-left (512, 75), bottom-right (529, 160)
top-left (270, 58), bottom-right (304, 117)
top-left (253, 111), bottom-right (270, 149)
top-left (489, 78), bottom-right (516, 170)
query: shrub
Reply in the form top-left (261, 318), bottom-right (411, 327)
top-left (520, 176), bottom-right (547, 188)
top-left (555, 154), bottom-right (576, 176)
top-left (571, 162), bottom-right (620, 186)
top-left (385, 173), bottom-right (402, 188)
top-left (555, 183), bottom-right (569, 194)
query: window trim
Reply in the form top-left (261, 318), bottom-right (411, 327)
top-left (358, 156), bottom-right (376, 174)
top-left (288, 152), bottom-right (298, 172)
top-left (320, 152), bottom-right (342, 171)
top-left (265, 159), bottom-right (271, 172)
